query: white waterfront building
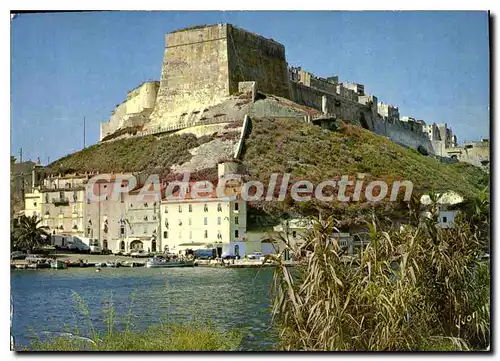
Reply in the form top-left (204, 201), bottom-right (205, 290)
top-left (160, 182), bottom-right (248, 257)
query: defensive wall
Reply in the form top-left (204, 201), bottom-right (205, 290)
top-left (100, 81), bottom-right (159, 140)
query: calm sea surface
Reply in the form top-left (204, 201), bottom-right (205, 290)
top-left (11, 267), bottom-right (278, 351)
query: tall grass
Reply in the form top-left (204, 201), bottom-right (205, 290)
top-left (269, 194), bottom-right (490, 351)
top-left (24, 292), bottom-right (241, 351)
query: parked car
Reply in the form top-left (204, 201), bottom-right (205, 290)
top-left (130, 250), bottom-right (150, 258)
top-left (194, 249), bottom-right (214, 260)
top-left (10, 251), bottom-right (27, 260)
top-left (25, 254), bottom-right (47, 263)
top-left (221, 253), bottom-right (237, 260)
top-left (247, 252), bottom-right (263, 260)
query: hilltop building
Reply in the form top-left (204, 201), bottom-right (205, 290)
top-left (378, 102), bottom-right (400, 123)
top-left (446, 138), bottom-right (490, 170)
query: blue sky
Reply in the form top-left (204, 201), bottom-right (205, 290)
top-left (11, 11), bottom-right (490, 164)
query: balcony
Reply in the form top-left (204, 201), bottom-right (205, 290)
top-left (52, 197), bottom-right (70, 207)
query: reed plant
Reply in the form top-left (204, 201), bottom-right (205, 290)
top-left (269, 193), bottom-right (490, 351)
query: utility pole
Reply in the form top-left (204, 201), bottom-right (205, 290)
top-left (83, 117), bottom-right (86, 149)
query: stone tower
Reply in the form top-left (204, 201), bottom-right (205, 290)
top-left (148, 23), bottom-right (290, 129)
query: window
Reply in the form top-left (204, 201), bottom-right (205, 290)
top-left (178, 219), bottom-right (182, 226)
top-left (189, 231), bottom-right (192, 239)
top-left (178, 205), bottom-right (182, 213)
top-left (217, 230), bottom-right (222, 240)
top-left (234, 202), bottom-right (239, 211)
top-left (178, 231), bottom-right (182, 239)
top-left (164, 207), bottom-right (168, 214)
top-left (164, 219), bottom-right (169, 229)
top-left (443, 216), bottom-right (448, 223)
top-left (204, 217), bottom-right (208, 225)
top-left (34, 201), bottom-right (37, 207)
top-left (164, 231), bottom-right (168, 239)
top-left (188, 218), bottom-right (192, 226)
top-left (189, 204), bottom-right (192, 212)
top-left (204, 204), bottom-right (208, 212)
top-left (120, 226), bottom-right (125, 236)
top-left (217, 203), bottom-right (222, 212)
top-left (217, 217), bottom-right (221, 225)
top-left (204, 230), bottom-right (208, 238)
top-left (235, 230), bottom-right (239, 238)
top-left (144, 226), bottom-right (148, 234)
top-left (59, 191), bottom-right (64, 199)
top-left (235, 216), bottom-right (239, 225)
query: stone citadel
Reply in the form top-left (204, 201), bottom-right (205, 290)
top-left (99, 23), bottom-right (489, 169)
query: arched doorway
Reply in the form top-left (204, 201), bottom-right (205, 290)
top-left (120, 240), bottom-right (125, 251)
top-left (103, 239), bottom-right (108, 250)
top-left (234, 244), bottom-right (240, 257)
top-left (130, 240), bottom-right (143, 251)
top-left (152, 239), bottom-right (157, 252)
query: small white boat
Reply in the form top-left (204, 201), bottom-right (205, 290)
top-left (50, 260), bottom-right (67, 269)
top-left (105, 262), bottom-right (120, 268)
top-left (95, 263), bottom-right (106, 267)
top-left (145, 258), bottom-right (195, 268)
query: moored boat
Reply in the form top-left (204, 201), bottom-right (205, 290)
top-left (145, 258), bottom-right (195, 268)
top-left (105, 262), bottom-right (120, 268)
top-left (50, 260), bottom-right (67, 269)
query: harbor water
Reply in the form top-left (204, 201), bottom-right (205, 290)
top-left (11, 267), bottom-right (278, 351)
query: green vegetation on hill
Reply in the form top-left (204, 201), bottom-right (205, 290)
top-left (47, 133), bottom-right (213, 176)
top-left (242, 118), bottom-right (487, 197)
top-left (240, 118), bottom-right (488, 224)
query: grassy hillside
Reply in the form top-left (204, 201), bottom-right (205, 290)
top-left (242, 118), bottom-right (487, 197)
top-left (47, 133), bottom-right (213, 176)
top-left (46, 117), bottom-right (488, 224)
top-left (240, 118), bottom-right (488, 224)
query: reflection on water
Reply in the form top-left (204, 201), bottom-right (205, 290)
top-left (11, 267), bottom-right (278, 351)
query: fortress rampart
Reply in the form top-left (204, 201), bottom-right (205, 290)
top-left (97, 23), bottom-right (473, 165)
top-left (100, 81), bottom-right (159, 140)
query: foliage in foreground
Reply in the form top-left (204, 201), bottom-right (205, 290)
top-left (29, 324), bottom-right (241, 351)
top-left (25, 292), bottom-right (241, 351)
top-left (269, 195), bottom-right (490, 351)
top-left (12, 215), bottom-right (50, 253)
